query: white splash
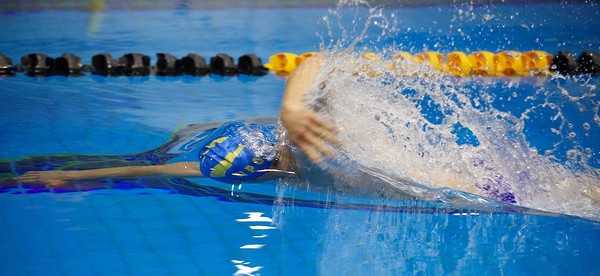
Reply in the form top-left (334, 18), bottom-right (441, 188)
top-left (236, 212), bottom-right (273, 223)
top-left (240, 244), bottom-right (265, 249)
top-left (298, 0), bottom-right (600, 220)
top-left (249, 225), bottom-right (277, 230)
top-left (232, 260), bottom-right (262, 276)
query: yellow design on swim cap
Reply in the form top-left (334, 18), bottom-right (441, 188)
top-left (203, 136), bottom-right (228, 156)
top-left (209, 143), bottom-right (246, 178)
top-left (252, 157), bottom-right (264, 165)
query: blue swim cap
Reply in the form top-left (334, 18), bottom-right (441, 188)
top-left (199, 122), bottom-right (277, 182)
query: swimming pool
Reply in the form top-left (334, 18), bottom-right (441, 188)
top-left (1, 1), bottom-right (599, 275)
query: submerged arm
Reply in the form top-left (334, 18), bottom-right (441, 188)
top-left (15, 162), bottom-right (203, 187)
top-left (280, 53), bottom-right (341, 163)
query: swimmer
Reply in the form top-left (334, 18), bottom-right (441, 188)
top-left (19, 53), bottom-right (595, 209)
top-left (16, 54), bottom-right (340, 187)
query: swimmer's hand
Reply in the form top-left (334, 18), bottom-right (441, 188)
top-left (15, 171), bottom-right (72, 187)
top-left (280, 53), bottom-right (341, 163)
top-left (280, 104), bottom-right (341, 163)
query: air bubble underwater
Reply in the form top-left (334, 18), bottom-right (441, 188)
top-left (283, 0), bottom-right (600, 221)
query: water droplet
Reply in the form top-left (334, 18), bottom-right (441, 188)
top-left (583, 122), bottom-right (591, 131)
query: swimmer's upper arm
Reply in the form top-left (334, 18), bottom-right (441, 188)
top-left (283, 53), bottom-right (325, 106)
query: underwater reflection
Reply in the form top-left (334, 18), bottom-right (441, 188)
top-left (314, 205), bottom-right (599, 275)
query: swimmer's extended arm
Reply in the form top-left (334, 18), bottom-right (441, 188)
top-left (280, 53), bottom-right (341, 163)
top-left (15, 162), bottom-right (203, 187)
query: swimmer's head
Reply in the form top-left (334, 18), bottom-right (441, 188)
top-left (199, 123), bottom-right (278, 182)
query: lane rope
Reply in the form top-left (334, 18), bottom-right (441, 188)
top-left (0, 50), bottom-right (598, 77)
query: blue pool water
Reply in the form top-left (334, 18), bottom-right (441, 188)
top-left (1, 2), bottom-right (600, 275)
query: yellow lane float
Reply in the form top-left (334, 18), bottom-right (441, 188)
top-left (468, 51), bottom-right (496, 76)
top-left (521, 51), bottom-right (552, 76)
top-left (387, 52), bottom-right (417, 75)
top-left (494, 51), bottom-right (523, 76)
top-left (415, 51), bottom-right (445, 71)
top-left (263, 52), bottom-right (298, 76)
top-left (264, 50), bottom-right (581, 77)
top-left (263, 52), bottom-right (318, 76)
top-left (446, 51), bottom-right (473, 76)
top-left (359, 52), bottom-right (383, 77)
top-left (391, 52), bottom-right (416, 63)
